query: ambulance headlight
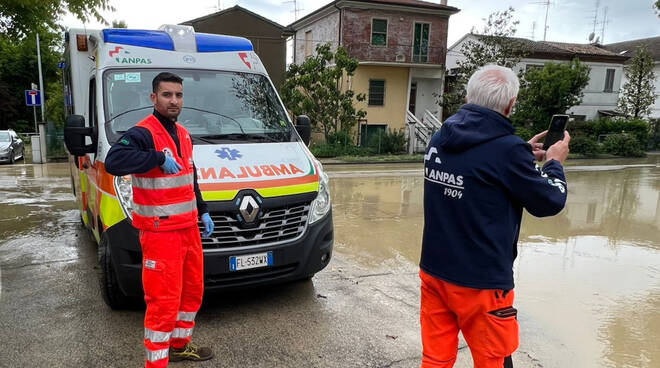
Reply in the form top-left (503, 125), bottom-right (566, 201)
top-left (309, 169), bottom-right (330, 224)
top-left (113, 175), bottom-right (133, 219)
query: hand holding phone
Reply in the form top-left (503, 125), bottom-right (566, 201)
top-left (543, 114), bottom-right (569, 150)
top-left (545, 130), bottom-right (571, 163)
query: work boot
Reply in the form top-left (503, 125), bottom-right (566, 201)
top-left (169, 342), bottom-right (214, 362)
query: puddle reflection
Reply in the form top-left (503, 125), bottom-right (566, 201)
top-left (328, 160), bottom-right (659, 367)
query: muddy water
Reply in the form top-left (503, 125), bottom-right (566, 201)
top-left (326, 156), bottom-right (660, 368)
top-left (0, 163), bottom-right (80, 270)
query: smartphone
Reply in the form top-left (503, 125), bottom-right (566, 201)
top-left (542, 114), bottom-right (569, 150)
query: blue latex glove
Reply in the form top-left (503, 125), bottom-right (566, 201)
top-left (201, 212), bottom-right (214, 238)
top-left (160, 155), bottom-right (182, 174)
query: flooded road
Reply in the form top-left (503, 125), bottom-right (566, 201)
top-left (326, 154), bottom-right (660, 368)
top-left (0, 155), bottom-right (658, 367)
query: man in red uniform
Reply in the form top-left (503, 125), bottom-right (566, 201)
top-left (106, 72), bottom-right (215, 367)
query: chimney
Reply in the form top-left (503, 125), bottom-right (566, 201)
top-left (440, 0), bottom-right (447, 4)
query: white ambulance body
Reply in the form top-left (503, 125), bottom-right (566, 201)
top-left (63, 25), bottom-right (333, 308)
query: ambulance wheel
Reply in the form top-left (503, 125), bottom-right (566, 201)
top-left (98, 233), bottom-right (131, 309)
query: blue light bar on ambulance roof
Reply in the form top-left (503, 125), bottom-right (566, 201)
top-left (102, 29), bottom-right (174, 50)
top-left (102, 29), bottom-right (253, 53)
top-left (195, 33), bottom-right (253, 52)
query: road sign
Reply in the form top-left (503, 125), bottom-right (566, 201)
top-left (25, 90), bottom-right (41, 106)
top-left (31, 83), bottom-right (38, 90)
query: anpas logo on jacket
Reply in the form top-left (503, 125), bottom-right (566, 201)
top-left (424, 146), bottom-right (465, 199)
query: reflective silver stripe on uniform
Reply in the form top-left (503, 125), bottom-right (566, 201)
top-left (144, 328), bottom-right (172, 343)
top-left (145, 348), bottom-right (169, 362)
top-left (133, 199), bottom-right (197, 217)
top-left (172, 327), bottom-right (194, 338)
top-left (132, 173), bottom-right (194, 190)
top-left (177, 311), bottom-right (197, 322)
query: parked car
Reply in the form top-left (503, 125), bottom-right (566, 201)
top-left (0, 129), bottom-right (25, 164)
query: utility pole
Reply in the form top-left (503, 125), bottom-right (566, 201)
top-left (36, 33), bottom-right (46, 122)
top-left (283, 0), bottom-right (302, 21)
top-left (600, 7), bottom-right (609, 44)
top-left (533, 0), bottom-right (552, 41)
top-left (530, 21), bottom-right (537, 41)
top-left (542, 0), bottom-right (550, 41)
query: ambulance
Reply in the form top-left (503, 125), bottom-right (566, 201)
top-left (62, 25), bottom-right (333, 309)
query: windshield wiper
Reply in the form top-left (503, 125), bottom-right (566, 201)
top-left (105, 106), bottom-right (153, 124)
top-left (182, 107), bottom-right (246, 134)
top-left (198, 133), bottom-right (283, 143)
top-left (191, 135), bottom-right (216, 144)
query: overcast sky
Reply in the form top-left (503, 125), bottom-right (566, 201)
top-left (62, 0), bottom-right (659, 45)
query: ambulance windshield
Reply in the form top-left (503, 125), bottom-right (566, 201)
top-left (103, 69), bottom-right (293, 144)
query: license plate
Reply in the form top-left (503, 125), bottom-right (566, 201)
top-left (229, 252), bottom-right (273, 271)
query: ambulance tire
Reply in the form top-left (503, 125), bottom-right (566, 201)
top-left (98, 233), bottom-right (131, 309)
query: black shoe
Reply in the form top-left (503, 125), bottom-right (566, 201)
top-left (169, 342), bottom-right (214, 362)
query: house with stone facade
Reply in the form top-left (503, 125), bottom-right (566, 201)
top-left (288, 0), bottom-right (459, 145)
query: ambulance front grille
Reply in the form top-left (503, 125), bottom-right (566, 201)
top-left (199, 203), bottom-right (310, 250)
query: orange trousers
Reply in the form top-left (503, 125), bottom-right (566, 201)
top-left (419, 270), bottom-right (518, 368)
top-left (140, 225), bottom-right (204, 368)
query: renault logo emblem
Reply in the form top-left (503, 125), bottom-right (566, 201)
top-left (239, 195), bottom-right (259, 223)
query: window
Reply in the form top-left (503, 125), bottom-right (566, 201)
top-left (305, 31), bottom-right (312, 57)
top-left (368, 80), bottom-right (385, 106)
top-left (604, 69), bottom-right (615, 92)
top-left (413, 23), bottom-right (430, 63)
top-left (88, 78), bottom-right (97, 128)
top-left (371, 19), bottom-right (387, 46)
top-left (103, 69), bottom-right (292, 143)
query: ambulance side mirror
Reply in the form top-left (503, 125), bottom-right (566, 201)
top-left (295, 115), bottom-right (311, 146)
top-left (64, 115), bottom-right (96, 156)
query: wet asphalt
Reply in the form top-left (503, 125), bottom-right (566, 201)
top-left (2, 155), bottom-right (658, 367)
top-left (0, 160), bottom-right (430, 368)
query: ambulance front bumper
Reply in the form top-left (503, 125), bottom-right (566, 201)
top-left (105, 211), bottom-right (333, 297)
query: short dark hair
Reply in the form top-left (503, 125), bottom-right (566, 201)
top-left (152, 72), bottom-right (183, 92)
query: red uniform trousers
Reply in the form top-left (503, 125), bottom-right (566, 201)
top-left (419, 270), bottom-right (518, 368)
top-left (140, 225), bottom-right (203, 368)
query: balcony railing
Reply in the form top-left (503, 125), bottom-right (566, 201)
top-left (344, 42), bottom-right (446, 65)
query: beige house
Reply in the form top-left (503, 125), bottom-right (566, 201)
top-left (288, 0), bottom-right (459, 145)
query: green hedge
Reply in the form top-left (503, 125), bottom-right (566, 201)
top-left (602, 134), bottom-right (645, 157)
top-left (569, 135), bottom-right (600, 157)
top-left (310, 129), bottom-right (407, 157)
top-left (569, 118), bottom-right (649, 147)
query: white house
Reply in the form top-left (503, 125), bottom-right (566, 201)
top-left (604, 36), bottom-right (660, 119)
top-left (446, 34), bottom-right (630, 120)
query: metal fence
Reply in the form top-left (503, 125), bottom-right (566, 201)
top-left (46, 122), bottom-right (67, 159)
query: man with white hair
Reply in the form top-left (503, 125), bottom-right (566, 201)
top-left (419, 65), bottom-right (570, 368)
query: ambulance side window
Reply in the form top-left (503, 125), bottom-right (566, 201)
top-left (87, 78), bottom-right (98, 156)
top-left (88, 78), bottom-right (97, 128)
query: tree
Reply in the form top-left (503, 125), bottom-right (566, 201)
top-left (655, 0), bottom-right (660, 16)
top-left (617, 44), bottom-right (657, 118)
top-left (512, 59), bottom-right (591, 133)
top-left (0, 0), bottom-right (113, 37)
top-left (439, 7), bottom-right (528, 116)
top-left (112, 20), bottom-right (127, 28)
top-left (280, 43), bottom-right (366, 141)
top-left (0, 32), bottom-right (61, 131)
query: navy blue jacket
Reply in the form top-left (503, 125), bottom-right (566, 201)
top-left (105, 110), bottom-right (208, 215)
top-left (420, 104), bottom-right (567, 290)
